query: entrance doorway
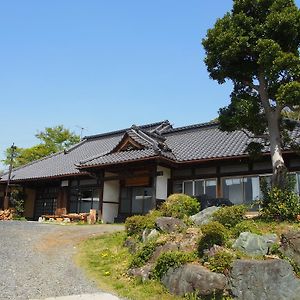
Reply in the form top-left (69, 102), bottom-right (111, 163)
top-left (120, 186), bottom-right (154, 215)
top-left (34, 186), bottom-right (59, 218)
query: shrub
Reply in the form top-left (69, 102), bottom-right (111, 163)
top-left (125, 210), bottom-right (162, 237)
top-left (198, 222), bottom-right (228, 257)
top-left (125, 215), bottom-right (148, 237)
top-left (231, 220), bottom-right (262, 238)
top-left (160, 194), bottom-right (200, 219)
top-left (152, 251), bottom-right (195, 279)
top-left (207, 251), bottom-right (235, 273)
top-left (130, 241), bottom-right (159, 268)
top-left (212, 205), bottom-right (247, 228)
top-left (10, 189), bottom-right (26, 217)
top-left (260, 187), bottom-right (300, 221)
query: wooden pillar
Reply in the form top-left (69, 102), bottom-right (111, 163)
top-left (55, 187), bottom-right (68, 215)
top-left (216, 166), bottom-right (222, 198)
top-left (152, 167), bottom-right (157, 209)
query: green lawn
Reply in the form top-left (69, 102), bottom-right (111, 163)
top-left (76, 231), bottom-right (182, 300)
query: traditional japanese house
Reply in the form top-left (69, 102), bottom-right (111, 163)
top-left (1, 120), bottom-right (300, 222)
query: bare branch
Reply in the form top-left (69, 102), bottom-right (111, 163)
top-left (241, 129), bottom-right (268, 140)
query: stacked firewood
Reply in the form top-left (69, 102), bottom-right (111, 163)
top-left (0, 208), bottom-right (15, 220)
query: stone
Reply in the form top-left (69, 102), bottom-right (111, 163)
top-left (124, 237), bottom-right (139, 254)
top-left (150, 242), bottom-right (179, 262)
top-left (128, 264), bottom-right (152, 282)
top-left (161, 263), bottom-right (227, 296)
top-left (155, 217), bottom-right (186, 233)
top-left (230, 259), bottom-right (300, 300)
top-left (204, 244), bottom-right (227, 258)
top-left (190, 206), bottom-right (220, 225)
top-left (142, 228), bottom-right (159, 243)
top-left (232, 232), bottom-right (277, 256)
top-left (179, 228), bottom-right (202, 252)
top-left (280, 230), bottom-right (300, 267)
top-left (147, 228), bottom-right (159, 240)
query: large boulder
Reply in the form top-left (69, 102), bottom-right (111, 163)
top-left (233, 232), bottom-right (277, 256)
top-left (230, 259), bottom-right (300, 300)
top-left (190, 206), bottom-right (220, 225)
top-left (161, 263), bottom-right (227, 297)
top-left (155, 217), bottom-right (186, 233)
top-left (280, 230), bottom-right (300, 267)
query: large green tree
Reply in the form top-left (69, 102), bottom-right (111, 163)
top-left (3, 125), bottom-right (80, 168)
top-left (203, 0), bottom-right (300, 187)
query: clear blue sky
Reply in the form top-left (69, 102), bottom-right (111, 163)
top-left (1, 1), bottom-right (299, 170)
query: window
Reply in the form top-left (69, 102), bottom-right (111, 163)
top-left (174, 179), bottom-right (217, 197)
top-left (222, 176), bottom-right (261, 205)
top-left (69, 186), bottom-right (100, 213)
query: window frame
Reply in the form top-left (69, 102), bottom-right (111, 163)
top-left (181, 178), bottom-right (217, 197)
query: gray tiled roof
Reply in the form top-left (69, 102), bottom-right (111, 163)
top-left (78, 149), bottom-right (167, 167)
top-left (164, 124), bottom-right (250, 161)
top-left (1, 120), bottom-right (300, 182)
top-left (0, 121), bottom-right (169, 182)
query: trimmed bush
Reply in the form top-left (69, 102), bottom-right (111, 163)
top-left (198, 222), bottom-right (228, 257)
top-left (207, 251), bottom-right (235, 273)
top-left (212, 205), bottom-right (247, 228)
top-left (260, 187), bottom-right (300, 221)
top-left (231, 220), bottom-right (261, 238)
top-left (130, 241), bottom-right (160, 268)
top-left (160, 194), bottom-right (200, 219)
top-left (125, 210), bottom-right (162, 237)
top-left (152, 251), bottom-right (195, 279)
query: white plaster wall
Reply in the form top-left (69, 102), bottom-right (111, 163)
top-left (102, 203), bottom-right (119, 223)
top-left (102, 179), bottom-right (120, 223)
top-left (156, 166), bottom-right (171, 200)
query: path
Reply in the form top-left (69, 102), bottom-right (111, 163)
top-left (0, 221), bottom-right (124, 300)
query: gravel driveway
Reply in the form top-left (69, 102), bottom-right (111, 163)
top-left (0, 221), bottom-right (124, 300)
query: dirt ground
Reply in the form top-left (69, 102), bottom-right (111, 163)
top-left (0, 221), bottom-right (124, 300)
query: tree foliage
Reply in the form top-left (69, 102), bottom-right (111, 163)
top-left (202, 0), bottom-right (300, 187)
top-left (3, 125), bottom-right (80, 167)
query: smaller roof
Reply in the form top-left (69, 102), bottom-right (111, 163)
top-left (78, 124), bottom-right (175, 168)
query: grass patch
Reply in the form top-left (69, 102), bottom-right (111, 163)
top-left (248, 219), bottom-right (300, 236)
top-left (76, 231), bottom-right (182, 300)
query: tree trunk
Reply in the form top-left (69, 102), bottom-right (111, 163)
top-left (258, 72), bottom-right (287, 188)
top-left (267, 112), bottom-right (287, 188)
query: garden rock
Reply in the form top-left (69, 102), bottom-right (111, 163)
top-left (179, 227), bottom-right (202, 252)
top-left (232, 232), bottom-right (277, 256)
top-left (280, 230), bottom-right (300, 267)
top-left (204, 244), bottom-right (227, 257)
top-left (190, 206), bottom-right (220, 225)
top-left (128, 264), bottom-right (152, 282)
top-left (150, 242), bottom-right (179, 262)
top-left (161, 263), bottom-right (227, 296)
top-left (155, 217), bottom-right (186, 233)
top-left (230, 259), bottom-right (300, 300)
top-left (142, 228), bottom-right (159, 243)
top-left (124, 237), bottom-right (139, 254)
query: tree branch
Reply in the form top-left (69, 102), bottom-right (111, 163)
top-left (241, 129), bottom-right (269, 140)
top-left (246, 82), bottom-right (260, 93)
top-left (258, 72), bottom-right (271, 115)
